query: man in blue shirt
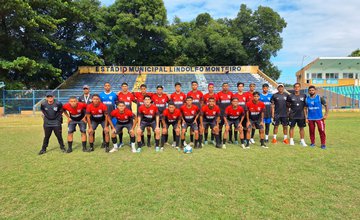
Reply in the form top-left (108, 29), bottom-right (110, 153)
top-left (305, 85), bottom-right (328, 149)
top-left (100, 82), bottom-right (118, 148)
top-left (259, 83), bottom-right (272, 142)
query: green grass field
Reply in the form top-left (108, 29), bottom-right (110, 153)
top-left (0, 112), bottom-right (359, 219)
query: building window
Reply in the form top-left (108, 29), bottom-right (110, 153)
top-left (317, 73), bottom-right (322, 78)
top-left (326, 73), bottom-right (338, 79)
top-left (306, 73), bottom-right (309, 79)
top-left (343, 73), bottom-right (354, 79)
top-left (311, 73), bottom-right (322, 79)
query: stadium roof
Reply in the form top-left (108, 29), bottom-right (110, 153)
top-left (296, 57), bottom-right (360, 76)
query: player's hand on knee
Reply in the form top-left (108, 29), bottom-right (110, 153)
top-left (88, 128), bottom-right (93, 134)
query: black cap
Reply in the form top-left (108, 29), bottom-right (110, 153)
top-left (46, 92), bottom-right (54, 97)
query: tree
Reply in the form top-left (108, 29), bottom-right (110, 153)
top-left (349, 49), bottom-right (360, 57)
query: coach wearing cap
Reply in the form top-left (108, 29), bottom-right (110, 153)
top-left (38, 92), bottom-right (66, 155)
top-left (78, 85), bottom-right (93, 104)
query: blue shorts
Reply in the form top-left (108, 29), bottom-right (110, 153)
top-left (264, 118), bottom-right (272, 124)
top-left (111, 117), bottom-right (117, 126)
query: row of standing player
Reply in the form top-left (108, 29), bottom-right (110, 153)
top-left (38, 81), bottom-right (328, 155)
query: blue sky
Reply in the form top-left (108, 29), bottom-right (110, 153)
top-left (100, 0), bottom-right (360, 83)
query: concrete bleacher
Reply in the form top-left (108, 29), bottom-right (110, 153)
top-left (144, 74), bottom-right (197, 92)
top-left (323, 86), bottom-right (360, 100)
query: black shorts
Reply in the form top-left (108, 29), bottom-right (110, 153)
top-left (289, 119), bottom-right (306, 128)
top-left (68, 120), bottom-right (86, 133)
top-left (242, 118), bottom-right (248, 130)
top-left (274, 116), bottom-right (288, 126)
top-left (140, 120), bottom-right (157, 132)
top-left (91, 120), bottom-right (105, 130)
top-left (165, 122), bottom-right (178, 130)
top-left (182, 122), bottom-right (198, 131)
top-left (219, 115), bottom-right (225, 126)
top-left (115, 123), bottom-right (133, 134)
top-left (227, 119), bottom-right (240, 130)
top-left (203, 120), bottom-right (217, 130)
top-left (249, 120), bottom-right (264, 130)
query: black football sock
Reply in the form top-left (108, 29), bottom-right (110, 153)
top-left (130, 136), bottom-right (136, 143)
top-left (82, 141), bottom-right (87, 148)
top-left (211, 133), bottom-right (214, 141)
top-left (204, 132), bottom-right (208, 141)
top-left (175, 135), bottom-right (180, 147)
top-left (111, 137), bottom-right (117, 144)
top-left (147, 134), bottom-right (151, 144)
top-left (241, 139), bottom-right (245, 144)
top-left (265, 124), bottom-right (270, 136)
top-left (223, 139), bottom-right (227, 145)
top-left (260, 139), bottom-right (265, 146)
top-left (234, 131), bottom-right (238, 141)
top-left (155, 139), bottom-right (160, 147)
top-left (198, 135), bottom-right (203, 147)
top-left (215, 134), bottom-right (220, 146)
top-left (173, 129), bottom-right (176, 142)
top-left (160, 135), bottom-right (166, 148)
top-left (229, 127), bottom-right (233, 141)
top-left (190, 134), bottom-right (194, 142)
top-left (141, 135), bottom-right (145, 144)
top-left (181, 138), bottom-right (185, 147)
top-left (251, 129), bottom-right (255, 139)
top-left (119, 133), bottom-right (123, 143)
top-left (90, 142), bottom-right (94, 148)
top-left (164, 133), bottom-right (168, 143)
top-left (194, 139), bottom-right (198, 148)
top-left (68, 141), bottom-right (73, 149)
top-left (137, 141), bottom-right (142, 148)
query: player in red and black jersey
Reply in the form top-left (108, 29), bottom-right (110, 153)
top-left (86, 94), bottom-right (110, 152)
top-left (133, 84), bottom-right (154, 147)
top-left (180, 96), bottom-right (200, 148)
top-left (109, 101), bottom-right (137, 153)
top-left (63, 96), bottom-right (88, 153)
top-left (203, 82), bottom-right (219, 145)
top-left (217, 82), bottom-right (233, 144)
top-left (136, 95), bottom-right (160, 152)
top-left (170, 82), bottom-right (187, 109)
top-left (116, 82), bottom-right (136, 146)
top-left (187, 81), bottom-right (204, 146)
top-left (161, 102), bottom-right (182, 148)
top-left (244, 82), bottom-right (257, 143)
top-left (200, 97), bottom-right (221, 148)
top-left (246, 92), bottom-right (267, 148)
top-left (223, 97), bottom-right (245, 149)
top-left (233, 82), bottom-right (249, 146)
top-left (152, 85), bottom-right (169, 118)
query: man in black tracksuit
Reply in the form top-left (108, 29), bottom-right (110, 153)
top-left (38, 92), bottom-right (66, 155)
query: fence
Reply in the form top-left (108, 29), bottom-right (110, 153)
top-left (1, 86), bottom-right (360, 115)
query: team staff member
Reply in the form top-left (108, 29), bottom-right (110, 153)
top-left (38, 92), bottom-right (66, 155)
top-left (161, 102), bottom-right (182, 149)
top-left (305, 86), bottom-right (328, 149)
top-left (287, 83), bottom-right (307, 146)
top-left (233, 82), bottom-right (249, 146)
top-left (203, 82), bottom-right (219, 144)
top-left (180, 97), bottom-right (200, 148)
top-left (78, 85), bottom-right (93, 104)
top-left (271, 84), bottom-right (290, 144)
top-left (224, 97), bottom-right (245, 148)
top-left (200, 97), bottom-right (221, 148)
top-left (86, 94), bottom-right (110, 152)
top-left (246, 92), bottom-right (267, 148)
top-left (136, 95), bottom-right (161, 152)
top-left (109, 101), bottom-right (137, 153)
top-left (63, 96), bottom-right (88, 153)
top-left (259, 83), bottom-right (272, 142)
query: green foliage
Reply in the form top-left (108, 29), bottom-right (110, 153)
top-left (349, 49), bottom-right (360, 57)
top-left (0, 0), bottom-right (287, 89)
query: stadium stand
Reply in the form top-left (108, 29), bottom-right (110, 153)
top-left (323, 86), bottom-right (360, 100)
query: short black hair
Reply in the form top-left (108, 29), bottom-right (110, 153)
top-left (191, 81), bottom-right (198, 85)
top-left (121, 82), bottom-right (128, 86)
top-left (293, 83), bottom-right (301, 87)
top-left (168, 101), bottom-right (175, 106)
top-left (175, 82), bottom-right (181, 87)
top-left (237, 82), bottom-right (244, 87)
top-left (222, 82), bottom-right (229, 86)
top-left (262, 83), bottom-right (269, 88)
top-left (144, 95), bottom-right (152, 99)
top-left (117, 101), bottom-right (125, 105)
top-left (156, 85), bottom-right (163, 89)
top-left (140, 84), bottom-right (147, 88)
top-left (104, 82), bottom-right (110, 85)
top-left (208, 97), bottom-right (215, 101)
top-left (253, 91), bottom-right (260, 96)
top-left (231, 97), bottom-right (239, 101)
top-left (308, 85), bottom-right (316, 90)
top-left (69, 96), bottom-right (77, 100)
top-left (92, 94), bottom-right (100, 98)
top-left (186, 96), bottom-right (193, 100)
top-left (249, 83), bottom-right (256, 86)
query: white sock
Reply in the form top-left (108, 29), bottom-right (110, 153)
top-left (290, 138), bottom-right (294, 142)
top-left (273, 135), bottom-right (277, 139)
top-left (113, 143), bottom-right (118, 149)
top-left (131, 142), bottom-right (136, 150)
top-left (284, 135), bottom-right (288, 139)
top-left (265, 135), bottom-right (268, 140)
top-left (300, 139), bottom-right (305, 143)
